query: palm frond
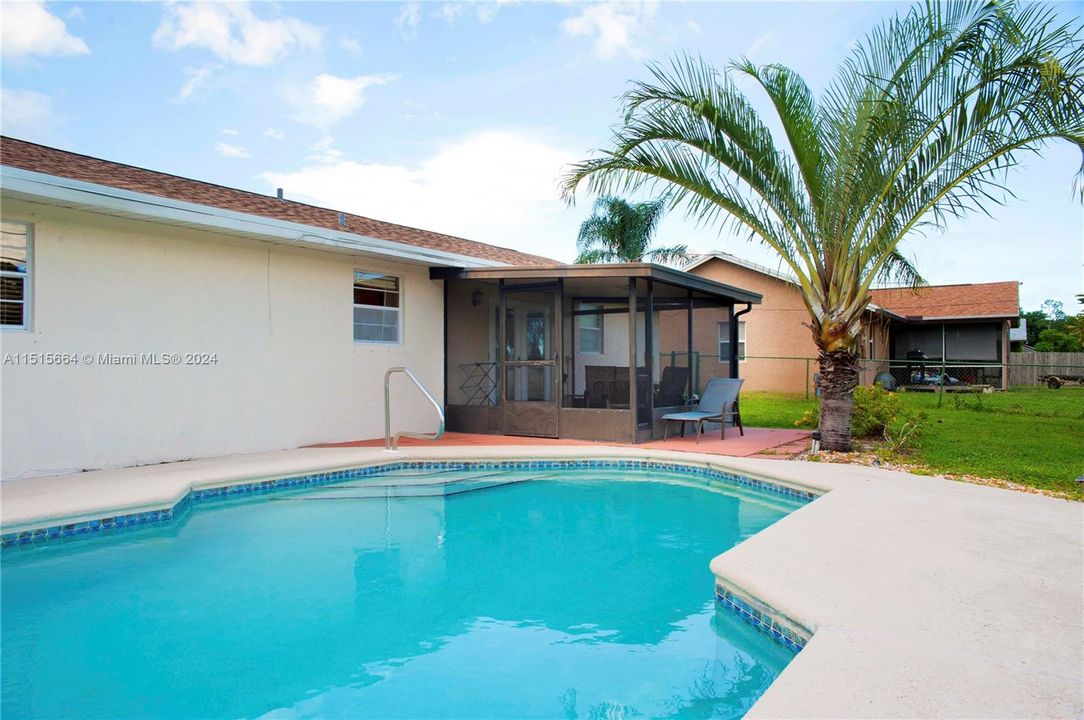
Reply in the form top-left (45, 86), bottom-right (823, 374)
top-left (643, 244), bottom-right (690, 265)
top-left (562, 0), bottom-right (1083, 351)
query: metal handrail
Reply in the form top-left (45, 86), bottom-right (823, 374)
top-left (384, 367), bottom-right (445, 451)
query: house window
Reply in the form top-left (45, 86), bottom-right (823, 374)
top-left (353, 271), bottom-right (400, 343)
top-left (718, 320), bottom-right (746, 360)
top-left (1, 221), bottom-right (31, 330)
top-left (578, 303), bottom-right (603, 354)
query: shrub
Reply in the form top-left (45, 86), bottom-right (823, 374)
top-left (794, 385), bottom-right (917, 440)
top-left (883, 411), bottom-right (928, 452)
top-left (851, 385), bottom-right (902, 437)
top-left (794, 407), bottom-right (818, 429)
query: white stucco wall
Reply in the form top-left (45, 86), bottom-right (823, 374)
top-left (0, 200), bottom-right (445, 480)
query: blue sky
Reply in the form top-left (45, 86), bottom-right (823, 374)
top-left (2, 0), bottom-right (1081, 311)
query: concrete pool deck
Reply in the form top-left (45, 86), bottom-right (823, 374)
top-left (1, 445), bottom-right (1081, 718)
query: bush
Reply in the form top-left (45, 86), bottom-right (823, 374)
top-left (794, 385), bottom-right (924, 443)
top-left (883, 411), bottom-right (928, 452)
top-left (851, 385), bottom-right (902, 437)
top-left (795, 407), bottom-right (818, 429)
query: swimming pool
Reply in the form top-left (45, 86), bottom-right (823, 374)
top-left (2, 463), bottom-right (809, 719)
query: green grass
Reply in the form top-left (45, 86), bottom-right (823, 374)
top-left (741, 392), bottom-right (816, 429)
top-left (741, 387), bottom-right (1084, 498)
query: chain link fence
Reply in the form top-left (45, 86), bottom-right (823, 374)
top-left (652, 351), bottom-right (1084, 419)
top-left (724, 354), bottom-right (1084, 421)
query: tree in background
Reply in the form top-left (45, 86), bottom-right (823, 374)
top-left (563, 1), bottom-right (1083, 450)
top-left (1021, 299), bottom-right (1079, 348)
top-left (1064, 314), bottom-right (1084, 345)
top-left (574, 196), bottom-right (689, 264)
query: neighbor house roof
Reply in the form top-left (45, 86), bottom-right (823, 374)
top-left (686, 253), bottom-right (1019, 322)
top-left (870, 281), bottom-right (1019, 321)
top-left (685, 252), bottom-right (797, 284)
top-left (0, 136), bottom-right (554, 267)
top-left (684, 252), bottom-right (902, 318)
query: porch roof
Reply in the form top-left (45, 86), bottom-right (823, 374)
top-left (430, 263), bottom-right (763, 305)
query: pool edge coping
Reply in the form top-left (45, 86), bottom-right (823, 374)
top-left (0, 451), bottom-right (826, 537)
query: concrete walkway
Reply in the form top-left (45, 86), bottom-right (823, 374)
top-left (1, 444), bottom-right (1080, 718)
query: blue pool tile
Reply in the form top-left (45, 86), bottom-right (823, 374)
top-left (3, 458), bottom-right (817, 548)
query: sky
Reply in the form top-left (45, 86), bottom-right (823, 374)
top-left (2, 0), bottom-right (1082, 312)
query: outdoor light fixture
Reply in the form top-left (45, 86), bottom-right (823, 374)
top-left (471, 289), bottom-right (483, 306)
top-left (810, 431), bottom-right (821, 454)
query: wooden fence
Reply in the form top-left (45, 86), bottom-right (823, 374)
top-left (1007, 352), bottom-right (1084, 386)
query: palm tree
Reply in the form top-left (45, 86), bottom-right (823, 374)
top-left (562, 0), bottom-right (1083, 451)
top-left (574, 196), bottom-right (689, 264)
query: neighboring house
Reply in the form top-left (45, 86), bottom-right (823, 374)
top-left (869, 282), bottom-right (1019, 388)
top-left (0, 138), bottom-right (760, 479)
top-left (685, 253), bottom-right (1019, 392)
top-left (683, 253), bottom-right (890, 393)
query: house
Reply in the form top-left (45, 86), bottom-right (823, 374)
top-left (683, 253), bottom-right (891, 393)
top-left (869, 281), bottom-right (1019, 388)
top-left (0, 137), bottom-right (760, 479)
top-left (685, 253), bottom-right (1019, 392)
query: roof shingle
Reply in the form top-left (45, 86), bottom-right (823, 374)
top-left (870, 281), bottom-right (1019, 320)
top-left (0, 136), bottom-right (555, 266)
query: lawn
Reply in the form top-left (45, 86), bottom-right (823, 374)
top-left (741, 387), bottom-right (1083, 498)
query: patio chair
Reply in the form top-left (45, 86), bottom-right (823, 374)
top-left (584, 365), bottom-right (617, 408)
top-left (661, 378), bottom-right (744, 442)
top-left (654, 366), bottom-right (689, 407)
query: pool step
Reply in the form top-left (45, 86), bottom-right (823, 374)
top-left (271, 472), bottom-right (557, 501)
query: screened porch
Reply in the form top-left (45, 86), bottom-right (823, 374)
top-left (433, 264), bottom-right (761, 444)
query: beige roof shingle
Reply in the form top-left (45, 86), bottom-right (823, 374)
top-left (0, 136), bottom-right (556, 266)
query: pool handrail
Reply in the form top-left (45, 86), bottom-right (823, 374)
top-left (384, 367), bottom-right (446, 451)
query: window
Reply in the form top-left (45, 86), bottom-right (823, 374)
top-left (353, 271), bottom-right (400, 343)
top-left (718, 320), bottom-right (747, 360)
top-left (578, 303), bottom-right (603, 354)
top-left (1, 221), bottom-right (31, 330)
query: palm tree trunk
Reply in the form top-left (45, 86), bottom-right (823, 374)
top-left (816, 348), bottom-right (860, 452)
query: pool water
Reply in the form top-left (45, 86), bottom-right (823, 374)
top-left (2, 468), bottom-right (803, 719)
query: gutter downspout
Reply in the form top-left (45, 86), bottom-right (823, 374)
top-left (731, 302), bottom-right (752, 379)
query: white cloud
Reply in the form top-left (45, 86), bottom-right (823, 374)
top-left (339, 36), bottom-right (362, 55)
top-left (174, 65), bottom-right (217, 102)
top-left (288, 73), bottom-right (397, 130)
top-left (0, 88), bottom-right (59, 138)
top-left (436, 3), bottom-right (465, 23)
top-left (432, 2), bottom-right (511, 28)
top-left (474, 2), bottom-right (506, 23)
top-left (263, 128), bottom-right (286, 141)
top-left (1, 1), bottom-right (89, 59)
top-left (686, 19), bottom-right (701, 34)
top-left (215, 142), bottom-right (251, 158)
top-left (745, 29), bottom-right (777, 61)
top-left (561, 1), bottom-right (657, 60)
top-left (307, 135), bottom-right (344, 164)
top-left (395, 3), bottom-right (421, 39)
top-left (221, 128), bottom-right (240, 136)
top-left (259, 131), bottom-right (579, 258)
top-left (153, 2), bottom-right (321, 66)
